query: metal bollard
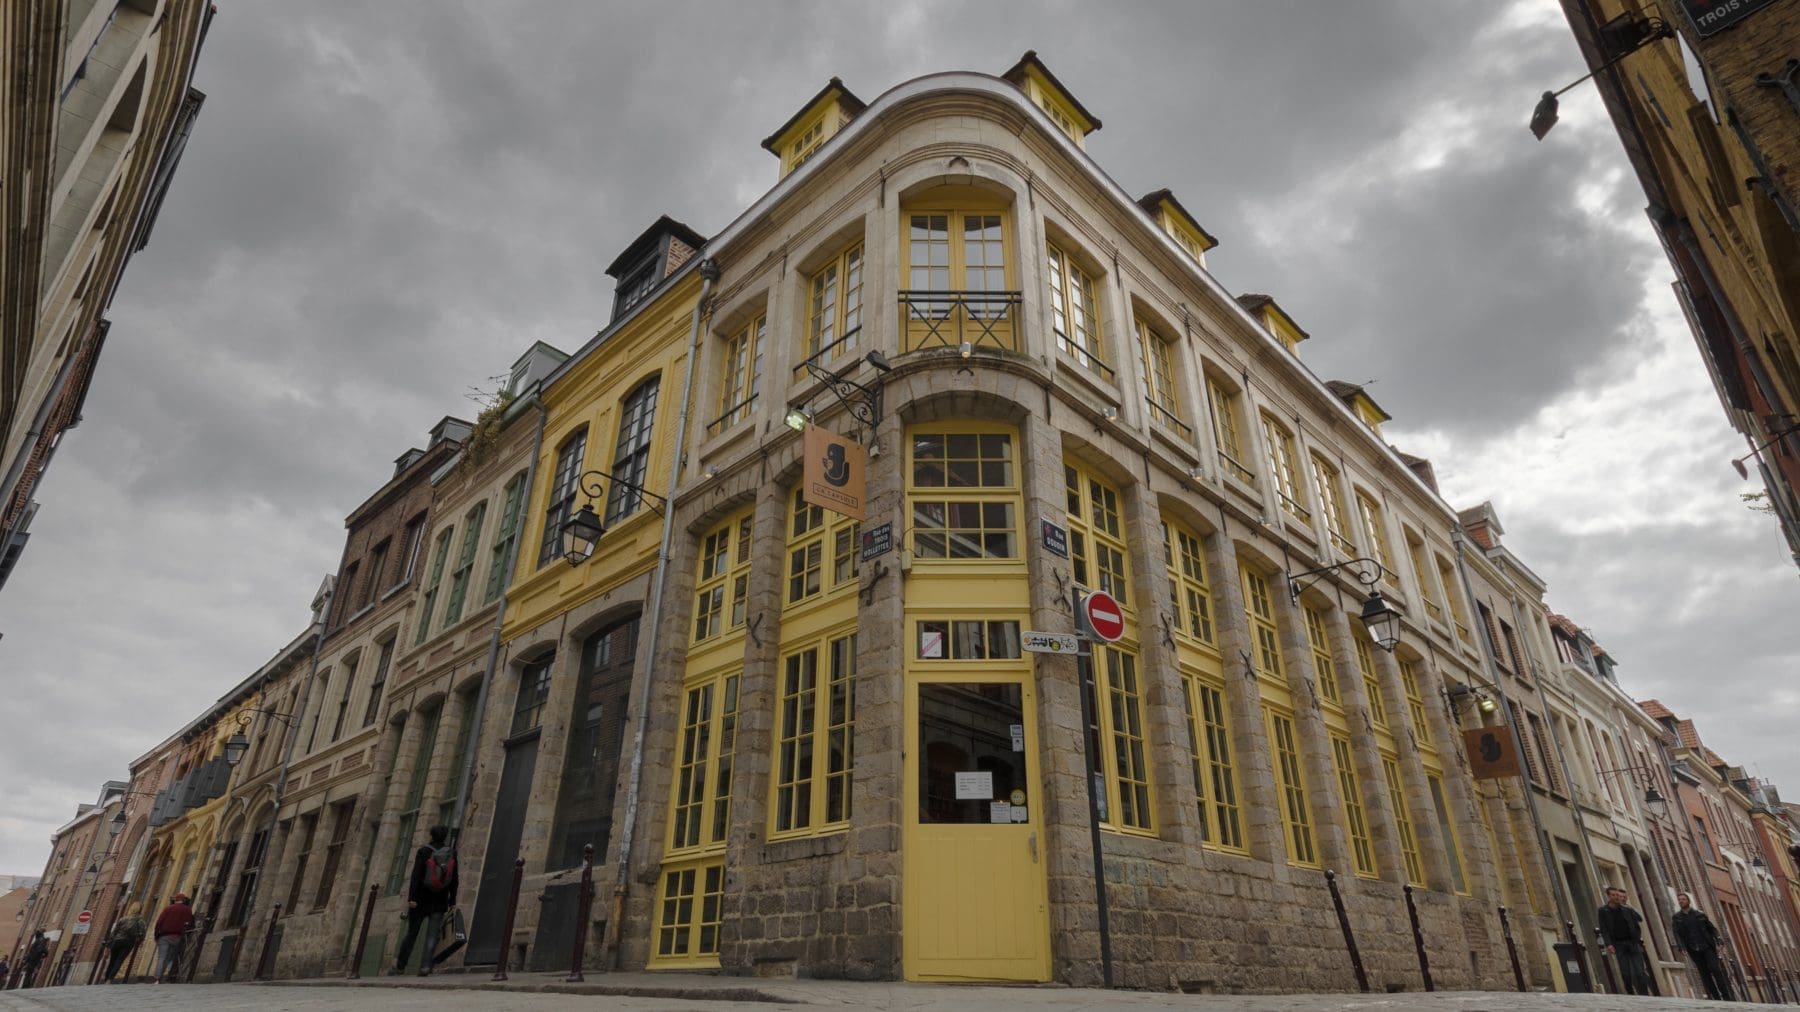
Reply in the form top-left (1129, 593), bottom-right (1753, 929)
top-left (492, 858), bottom-right (525, 982)
top-left (1403, 884), bottom-right (1434, 991)
top-left (566, 844), bottom-right (595, 984)
top-left (255, 904), bottom-right (283, 981)
top-left (1323, 870), bottom-right (1369, 992)
top-left (347, 883), bottom-right (380, 978)
top-left (1498, 905), bottom-right (1526, 992)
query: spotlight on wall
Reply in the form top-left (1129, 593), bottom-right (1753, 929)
top-left (1102, 407), bottom-right (1119, 422)
top-left (703, 466), bottom-right (720, 480)
top-left (1187, 465), bottom-right (1205, 481)
top-left (866, 350), bottom-right (893, 373)
top-left (958, 341), bottom-right (973, 359)
top-left (785, 405), bottom-right (814, 432)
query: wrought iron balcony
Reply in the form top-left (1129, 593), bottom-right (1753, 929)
top-left (898, 290), bottom-right (1021, 354)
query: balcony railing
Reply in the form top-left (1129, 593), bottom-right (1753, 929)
top-left (1219, 451), bottom-right (1256, 486)
top-left (1146, 400), bottom-right (1193, 441)
top-left (899, 290), bottom-right (1021, 354)
top-left (1277, 491), bottom-right (1312, 524)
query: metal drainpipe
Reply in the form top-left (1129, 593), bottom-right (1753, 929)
top-left (605, 258), bottom-right (718, 966)
top-left (1450, 534), bottom-right (1574, 933)
top-left (1508, 594), bottom-right (1615, 975)
top-left (447, 396), bottom-right (549, 843)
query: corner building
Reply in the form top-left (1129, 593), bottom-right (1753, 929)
top-left (481, 56), bottom-right (1557, 992)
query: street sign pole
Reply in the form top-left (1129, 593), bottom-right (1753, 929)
top-left (1072, 588), bottom-right (1114, 989)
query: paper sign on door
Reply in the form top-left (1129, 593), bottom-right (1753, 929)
top-left (954, 771), bottom-right (993, 800)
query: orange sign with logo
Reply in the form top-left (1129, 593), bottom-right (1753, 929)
top-left (803, 424), bottom-right (867, 521)
top-left (1464, 725), bottom-right (1522, 780)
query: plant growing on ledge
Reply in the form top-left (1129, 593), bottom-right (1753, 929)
top-left (456, 379), bottom-right (516, 480)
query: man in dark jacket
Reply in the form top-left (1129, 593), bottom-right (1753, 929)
top-left (1598, 886), bottom-right (1653, 995)
top-left (392, 824), bottom-right (457, 976)
top-left (19, 931), bottom-right (48, 988)
top-left (1673, 891), bottom-right (1734, 1001)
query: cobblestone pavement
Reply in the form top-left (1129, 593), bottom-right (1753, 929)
top-left (0, 976), bottom-right (1759, 1011)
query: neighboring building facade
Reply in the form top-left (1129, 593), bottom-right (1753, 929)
top-left (0, 0), bottom-right (211, 591)
top-left (11, 785), bottom-right (122, 986)
top-left (350, 340), bottom-right (565, 976)
top-left (1558, 0), bottom-right (1800, 566)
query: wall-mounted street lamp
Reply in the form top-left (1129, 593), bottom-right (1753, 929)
top-left (1598, 762), bottom-right (1671, 819)
top-left (1445, 681), bottom-right (1500, 716)
top-left (1732, 422), bottom-right (1800, 479)
top-left (558, 470), bottom-right (670, 567)
top-left (1531, 9), bottom-right (1674, 139)
top-left (784, 405), bottom-right (815, 432)
top-left (222, 708), bottom-right (301, 768)
top-left (1287, 557), bottom-right (1401, 651)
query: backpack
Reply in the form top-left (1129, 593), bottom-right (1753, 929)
top-left (423, 846), bottom-right (456, 892)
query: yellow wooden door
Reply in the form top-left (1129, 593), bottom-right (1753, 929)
top-left (903, 678), bottom-right (1050, 981)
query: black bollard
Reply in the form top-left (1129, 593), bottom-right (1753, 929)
top-left (1403, 884), bottom-right (1434, 991)
top-left (567, 844), bottom-right (595, 983)
top-left (1498, 905), bottom-right (1526, 992)
top-left (347, 884), bottom-right (379, 978)
top-left (492, 858), bottom-right (524, 982)
top-left (1324, 870), bottom-right (1369, 992)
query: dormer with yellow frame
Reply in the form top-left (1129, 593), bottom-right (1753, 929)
top-left (1000, 50), bottom-right (1101, 149)
top-left (762, 77), bottom-right (867, 180)
top-left (1325, 380), bottom-right (1393, 438)
top-left (1236, 292), bottom-right (1309, 355)
top-left (1137, 189), bottom-right (1218, 268)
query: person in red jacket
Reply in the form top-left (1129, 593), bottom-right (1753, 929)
top-left (151, 893), bottom-right (194, 984)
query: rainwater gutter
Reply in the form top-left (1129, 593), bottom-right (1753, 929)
top-left (603, 258), bottom-right (718, 967)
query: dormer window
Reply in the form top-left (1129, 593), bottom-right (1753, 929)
top-left (1000, 51), bottom-right (1102, 151)
top-left (1235, 294), bottom-right (1308, 355)
top-left (605, 216), bottom-right (708, 322)
top-left (762, 78), bottom-right (866, 180)
top-left (1137, 190), bottom-right (1218, 268)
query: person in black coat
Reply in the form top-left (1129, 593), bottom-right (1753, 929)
top-left (1597, 886), bottom-right (1654, 996)
top-left (392, 824), bottom-right (458, 976)
top-left (19, 931), bottom-right (49, 988)
top-left (1672, 891), bottom-right (1735, 1001)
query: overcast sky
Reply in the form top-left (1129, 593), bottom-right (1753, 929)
top-left (3, 0), bottom-right (1795, 875)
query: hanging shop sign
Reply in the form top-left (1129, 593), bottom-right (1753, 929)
top-left (802, 424), bottom-right (867, 521)
top-left (1464, 725), bottom-right (1523, 780)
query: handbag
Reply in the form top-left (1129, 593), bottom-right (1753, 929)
top-left (431, 907), bottom-right (467, 966)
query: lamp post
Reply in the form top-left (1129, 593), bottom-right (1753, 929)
top-left (557, 470), bottom-right (669, 566)
top-left (1731, 423), bottom-right (1800, 480)
top-left (1287, 557), bottom-right (1402, 652)
top-left (1530, 10), bottom-right (1673, 139)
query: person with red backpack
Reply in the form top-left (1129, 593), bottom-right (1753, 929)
top-left (392, 824), bottom-right (457, 976)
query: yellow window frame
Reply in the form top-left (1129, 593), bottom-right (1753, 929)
top-left (1205, 374), bottom-right (1255, 485)
top-left (807, 243), bottom-right (864, 361)
top-left (1353, 490), bottom-right (1396, 585)
top-left (1240, 564), bottom-right (1285, 682)
top-left (1355, 634), bottom-right (1389, 730)
top-left (1399, 657), bottom-right (1433, 753)
top-left (1161, 517), bottom-right (1215, 648)
top-left (1181, 668), bottom-right (1244, 851)
top-left (900, 193), bottom-right (1015, 353)
top-left (1267, 707), bottom-right (1317, 867)
top-left (650, 857), bottom-right (726, 967)
top-left (1080, 642), bottom-right (1154, 834)
top-left (1405, 531), bottom-right (1443, 623)
top-left (1428, 773), bottom-right (1469, 895)
top-left (1331, 734), bottom-right (1378, 877)
top-left (715, 315), bottom-right (763, 433)
top-left (1436, 555), bottom-right (1472, 644)
top-left (1311, 454), bottom-right (1354, 556)
top-left (768, 629), bottom-right (856, 839)
top-left (666, 669), bottom-right (740, 854)
top-left (1303, 604), bottom-right (1340, 706)
top-left (784, 488), bottom-right (858, 609)
top-left (906, 427), bottom-right (1021, 565)
top-left (1383, 754), bottom-right (1426, 886)
top-left (1259, 413), bottom-right (1310, 523)
top-left (1136, 317), bottom-right (1189, 439)
top-left (1065, 460), bottom-right (1129, 607)
top-left (693, 507), bottom-right (754, 644)
top-left (1047, 243), bottom-right (1108, 377)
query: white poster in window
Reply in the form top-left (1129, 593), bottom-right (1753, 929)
top-left (920, 629), bottom-right (944, 659)
top-left (1010, 723), bottom-right (1025, 751)
top-left (954, 771), bottom-right (993, 800)
top-left (989, 802), bottom-right (1011, 824)
top-left (1010, 805), bottom-right (1028, 823)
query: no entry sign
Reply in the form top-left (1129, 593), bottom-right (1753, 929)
top-left (1078, 590), bottom-right (1125, 642)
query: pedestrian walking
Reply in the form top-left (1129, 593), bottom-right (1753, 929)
top-left (103, 913), bottom-right (147, 982)
top-left (1598, 885), bottom-right (1654, 996)
top-left (0, 955), bottom-right (9, 985)
top-left (152, 892), bottom-right (195, 983)
top-left (1672, 891), bottom-right (1735, 1001)
top-left (19, 931), bottom-right (49, 988)
top-left (391, 824), bottom-right (458, 977)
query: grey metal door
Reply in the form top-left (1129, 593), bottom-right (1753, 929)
top-left (466, 733), bottom-right (537, 965)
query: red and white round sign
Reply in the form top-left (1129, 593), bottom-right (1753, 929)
top-left (1080, 590), bottom-right (1125, 642)
top-left (76, 911), bottom-right (92, 925)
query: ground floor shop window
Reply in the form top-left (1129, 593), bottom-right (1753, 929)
top-left (653, 859), bottom-right (724, 966)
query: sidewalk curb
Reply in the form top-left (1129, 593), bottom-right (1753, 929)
top-left (259, 976), bottom-right (806, 1005)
